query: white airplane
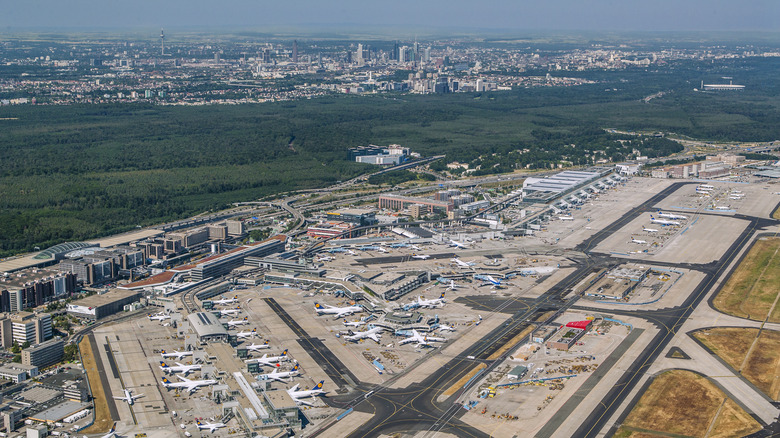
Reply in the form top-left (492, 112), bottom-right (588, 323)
top-left (159, 361), bottom-right (201, 376)
top-left (260, 363), bottom-right (301, 382)
top-left (343, 319), bottom-right (366, 328)
top-left (399, 330), bottom-right (446, 348)
top-left (148, 312), bottom-right (170, 322)
top-left (478, 275), bottom-right (504, 288)
top-left (729, 195), bottom-right (744, 199)
top-left (437, 324), bottom-right (456, 332)
top-left (246, 340), bottom-right (271, 352)
top-left (630, 237), bottom-right (648, 245)
top-left (196, 420), bottom-right (226, 433)
top-left (236, 328), bottom-right (257, 339)
top-left (449, 240), bottom-right (471, 249)
top-left (317, 254), bottom-right (334, 262)
top-left (657, 210), bottom-right (688, 220)
top-left (218, 306), bottom-right (242, 317)
top-left (696, 186), bottom-right (713, 192)
top-left (161, 375), bottom-right (217, 394)
top-left (98, 423), bottom-right (117, 438)
top-left (416, 292), bottom-right (446, 308)
top-left (226, 317), bottom-right (249, 327)
top-left (642, 227), bottom-right (659, 233)
top-left (314, 302), bottom-right (363, 319)
top-left (245, 349), bottom-right (289, 367)
top-left (713, 205), bottom-right (731, 210)
top-left (212, 295), bottom-right (239, 306)
top-left (451, 258), bottom-right (475, 268)
top-left (344, 327), bottom-right (384, 343)
top-left (559, 216), bottom-right (574, 221)
top-left (445, 280), bottom-right (461, 291)
top-left (287, 380), bottom-right (326, 406)
top-left (376, 247), bottom-right (389, 253)
top-left (411, 254), bottom-right (430, 260)
top-left (699, 184), bottom-right (715, 189)
top-left (113, 389), bottom-right (143, 405)
top-left (345, 250), bottom-right (358, 256)
top-left (650, 216), bottom-right (680, 226)
top-left (161, 350), bottom-right (193, 360)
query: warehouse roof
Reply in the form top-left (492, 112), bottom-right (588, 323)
top-left (187, 312), bottom-right (228, 338)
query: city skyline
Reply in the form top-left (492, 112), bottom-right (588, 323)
top-left (2, 0), bottom-right (779, 33)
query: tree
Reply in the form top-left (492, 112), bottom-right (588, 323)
top-left (63, 344), bottom-right (79, 362)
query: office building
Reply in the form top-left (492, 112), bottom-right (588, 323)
top-left (10, 312), bottom-right (52, 345)
top-left (378, 194), bottom-right (452, 213)
top-left (325, 209), bottom-right (377, 226)
top-left (0, 268), bottom-right (78, 312)
top-left (66, 289), bottom-right (142, 321)
top-left (22, 338), bottom-right (64, 369)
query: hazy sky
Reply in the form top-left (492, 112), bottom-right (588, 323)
top-left (2, 0), bottom-right (778, 33)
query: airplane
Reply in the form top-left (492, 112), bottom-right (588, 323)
top-left (657, 210), bottom-right (688, 220)
top-left (650, 216), bottom-right (680, 226)
top-left (212, 295), bottom-right (239, 306)
top-left (696, 186), bottom-right (713, 192)
top-left (699, 184), bottom-right (715, 189)
top-left (161, 375), bottom-right (217, 394)
top-left (449, 240), bottom-right (471, 249)
top-left (246, 340), bottom-right (271, 352)
top-left (245, 349), bottom-right (289, 367)
top-left (159, 361), bottom-right (201, 376)
top-left (344, 327), bottom-right (384, 343)
top-left (148, 312), bottom-right (170, 322)
top-left (345, 250), bottom-right (357, 256)
top-left (113, 389), bottom-right (143, 405)
top-left (376, 247), bottom-right (389, 253)
top-left (713, 205), bottom-right (731, 210)
top-left (316, 254), bottom-right (334, 262)
top-left (236, 328), bottom-right (257, 339)
top-left (287, 380), bottom-right (326, 406)
top-left (260, 363), bottom-right (301, 382)
top-left (226, 317), bottom-right (249, 327)
top-left (343, 319), bottom-right (366, 328)
top-left (196, 420), bottom-right (226, 433)
top-left (445, 280), bottom-right (461, 291)
top-left (630, 237), bottom-right (648, 245)
top-left (477, 275), bottom-right (504, 288)
top-left (99, 423), bottom-right (117, 438)
top-left (314, 302), bottom-right (363, 319)
top-left (450, 258), bottom-right (475, 268)
top-left (642, 227), bottom-right (659, 233)
top-left (161, 350), bottom-right (193, 360)
top-left (559, 216), bottom-right (574, 221)
top-left (437, 324), bottom-right (456, 332)
top-left (411, 254), bottom-right (430, 260)
top-left (218, 306), bottom-right (242, 317)
top-left (416, 292), bottom-right (446, 308)
top-left (399, 330), bottom-right (446, 348)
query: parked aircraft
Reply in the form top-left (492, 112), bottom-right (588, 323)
top-left (314, 302), bottom-right (363, 319)
top-left (399, 330), bottom-right (446, 348)
top-left (416, 292), bottom-right (446, 308)
top-left (650, 216), bottom-right (681, 226)
top-left (246, 340), bottom-right (272, 352)
top-left (148, 312), bottom-right (170, 322)
top-left (226, 317), bottom-right (249, 327)
top-left (99, 423), bottom-right (117, 438)
top-left (449, 239), bottom-right (471, 249)
top-left (450, 258), bottom-right (475, 268)
top-left (642, 227), bottom-right (659, 233)
top-left (196, 420), bottom-right (226, 433)
top-left (411, 254), bottom-right (430, 260)
top-left (245, 349), bottom-right (289, 367)
top-left (630, 237), bottom-right (648, 245)
top-left (344, 327), bottom-right (384, 343)
top-left (343, 319), bottom-right (366, 328)
top-left (477, 275), bottom-right (504, 288)
top-left (212, 295), bottom-right (239, 306)
top-left (699, 184), bottom-right (715, 189)
top-left (445, 280), bottom-right (461, 291)
top-left (657, 210), bottom-right (688, 220)
top-left (159, 361), bottom-right (201, 376)
top-left (236, 328), bottom-right (257, 339)
top-left (161, 350), bottom-right (193, 360)
top-left (559, 216), bottom-right (574, 221)
top-left (287, 381), bottom-right (326, 406)
top-left (437, 324), bottom-right (456, 332)
top-left (113, 389), bottom-right (143, 405)
top-left (218, 307), bottom-right (242, 317)
top-left (260, 363), bottom-right (301, 382)
top-left (161, 375), bottom-right (217, 394)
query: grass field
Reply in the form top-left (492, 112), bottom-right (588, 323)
top-left (79, 336), bottom-right (114, 434)
top-left (614, 370), bottom-right (760, 438)
top-left (713, 237), bottom-right (780, 323)
top-left (694, 327), bottom-right (780, 401)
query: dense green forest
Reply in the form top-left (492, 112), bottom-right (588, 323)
top-left (1, 57), bottom-right (780, 257)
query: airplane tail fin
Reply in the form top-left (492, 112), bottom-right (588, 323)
top-left (315, 380), bottom-right (324, 389)
top-left (281, 349), bottom-right (288, 357)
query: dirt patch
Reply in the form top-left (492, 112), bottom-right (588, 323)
top-left (694, 327), bottom-right (780, 401)
top-left (713, 237), bottom-right (780, 323)
top-left (710, 398), bottom-right (763, 438)
top-left (620, 370), bottom-right (760, 437)
top-left (79, 336), bottom-right (114, 434)
top-left (442, 363), bottom-right (487, 397)
top-left (487, 311), bottom-right (554, 361)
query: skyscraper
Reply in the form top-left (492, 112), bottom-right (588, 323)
top-left (160, 29), bottom-right (165, 56)
top-left (356, 43), bottom-right (364, 64)
top-left (292, 40), bottom-right (298, 63)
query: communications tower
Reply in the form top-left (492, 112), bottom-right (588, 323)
top-left (160, 29), bottom-right (165, 56)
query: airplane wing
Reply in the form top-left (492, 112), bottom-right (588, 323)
top-left (294, 398), bottom-right (314, 406)
top-left (398, 338), bottom-right (415, 345)
top-left (176, 375), bottom-right (191, 382)
top-left (367, 333), bottom-right (380, 343)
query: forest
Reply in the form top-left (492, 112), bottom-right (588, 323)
top-left (1, 57), bottom-right (779, 256)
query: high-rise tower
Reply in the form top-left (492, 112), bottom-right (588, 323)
top-left (292, 40), bottom-right (298, 63)
top-left (160, 29), bottom-right (165, 56)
